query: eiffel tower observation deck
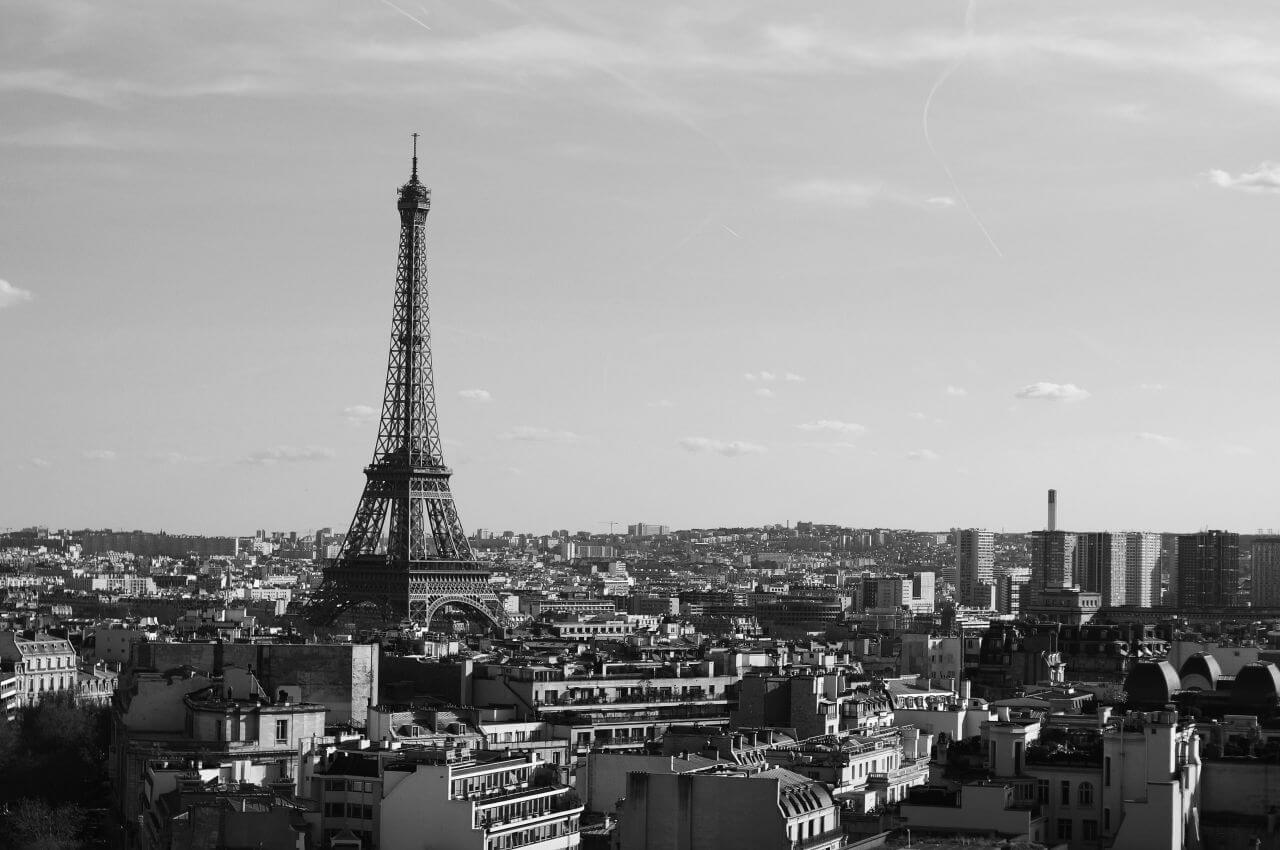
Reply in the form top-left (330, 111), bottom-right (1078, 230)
top-left (306, 139), bottom-right (505, 631)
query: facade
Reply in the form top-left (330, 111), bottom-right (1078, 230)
top-left (0, 630), bottom-right (80, 706)
top-left (956, 529), bottom-right (995, 607)
top-left (970, 707), bottom-right (1204, 850)
top-left (139, 760), bottom-right (315, 850)
top-left (1074, 533), bottom-right (1126, 607)
top-left (628, 524), bottom-right (669, 538)
top-left (617, 767), bottom-right (845, 850)
top-left (1123, 532), bottom-right (1161, 608)
top-left (1030, 531), bottom-right (1077, 591)
top-left (112, 665), bottom-right (328, 823)
top-left (379, 748), bottom-right (583, 850)
top-left (1251, 535), bottom-right (1280, 607)
top-left (1174, 530), bottom-right (1240, 609)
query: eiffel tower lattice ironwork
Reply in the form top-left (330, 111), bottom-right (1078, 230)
top-left (306, 141), bottom-right (505, 630)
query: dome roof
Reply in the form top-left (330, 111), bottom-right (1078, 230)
top-left (1232, 662), bottom-right (1280, 705)
top-left (1125, 659), bottom-right (1180, 706)
top-left (1179, 652), bottom-right (1222, 690)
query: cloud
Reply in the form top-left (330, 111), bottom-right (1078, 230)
top-left (945, 385), bottom-right (968, 397)
top-left (0, 279), bottom-right (33, 310)
top-left (29, 457), bottom-right (52, 468)
top-left (906, 449), bottom-right (940, 461)
top-left (797, 420), bottom-right (867, 435)
top-left (909, 412), bottom-right (928, 421)
top-left (1135, 432), bottom-right (1183, 449)
top-left (146, 451), bottom-right (211, 464)
top-left (753, 387), bottom-right (776, 399)
top-left (1220, 443), bottom-right (1255, 456)
top-left (83, 449), bottom-right (117, 461)
top-left (784, 372), bottom-right (806, 382)
top-left (1207, 162), bottom-right (1280, 194)
top-left (744, 371), bottom-right (777, 382)
top-left (1014, 382), bottom-right (1091, 402)
top-left (780, 179), bottom-right (951, 210)
top-left (1138, 382), bottom-right (1166, 391)
top-left (458, 389), bottom-right (493, 402)
top-left (341, 404), bottom-right (377, 424)
top-left (798, 441), bottom-right (860, 453)
top-left (243, 445), bottom-right (335, 465)
top-left (646, 399), bottom-right (674, 408)
top-left (678, 437), bottom-right (767, 457)
top-left (498, 426), bottom-right (580, 444)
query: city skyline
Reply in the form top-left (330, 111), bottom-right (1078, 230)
top-left (4, 2), bottom-right (1280, 535)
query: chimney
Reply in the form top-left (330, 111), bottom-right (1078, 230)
top-left (1047, 489), bottom-right (1057, 532)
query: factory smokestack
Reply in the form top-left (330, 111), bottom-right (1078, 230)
top-left (1047, 489), bottom-right (1057, 531)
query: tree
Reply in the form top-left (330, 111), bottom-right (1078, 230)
top-left (3, 799), bottom-right (85, 850)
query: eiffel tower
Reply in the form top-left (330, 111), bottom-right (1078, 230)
top-left (306, 139), bottom-right (505, 631)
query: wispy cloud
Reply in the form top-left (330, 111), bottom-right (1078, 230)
top-left (146, 451), bottom-right (211, 464)
top-left (0, 279), bottom-right (33, 310)
top-left (1219, 443), bottom-right (1255, 456)
top-left (243, 445), bottom-right (335, 465)
top-left (780, 179), bottom-right (955, 210)
top-left (945, 385), bottom-right (967, 397)
top-left (498, 426), bottom-right (580, 444)
top-left (784, 372), bottom-right (806, 382)
top-left (744, 371), bottom-right (777, 382)
top-left (797, 420), bottom-right (867, 435)
top-left (678, 437), bottom-right (767, 457)
top-left (83, 449), bottom-right (117, 461)
top-left (753, 387), bottom-right (776, 399)
top-left (1014, 382), bottom-right (1091, 402)
top-left (798, 441), bottom-right (860, 453)
top-left (341, 404), bottom-right (377, 424)
top-left (646, 399), bottom-right (674, 408)
top-left (1135, 432), bottom-right (1184, 449)
top-left (458, 388), bottom-right (493, 402)
top-left (906, 448), bottom-right (940, 461)
top-left (30, 457), bottom-right (52, 468)
top-left (909, 412), bottom-right (929, 421)
top-left (1207, 162), bottom-right (1280, 194)
top-left (1138, 382), bottom-right (1167, 392)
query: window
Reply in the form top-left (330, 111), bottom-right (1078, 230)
top-left (1104, 808), bottom-right (1111, 831)
top-left (1079, 782), bottom-right (1094, 805)
top-left (1057, 819), bottom-right (1072, 840)
top-left (1104, 756), bottom-right (1111, 786)
top-left (275, 719), bottom-right (289, 743)
top-left (1060, 781), bottom-right (1071, 805)
top-left (1036, 780), bottom-right (1049, 803)
top-left (1083, 819), bottom-right (1098, 840)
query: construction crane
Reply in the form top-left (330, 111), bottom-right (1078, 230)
top-left (599, 521), bottom-right (621, 535)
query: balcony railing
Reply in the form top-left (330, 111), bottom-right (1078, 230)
top-left (539, 691), bottom-right (725, 708)
top-left (790, 827), bottom-right (846, 850)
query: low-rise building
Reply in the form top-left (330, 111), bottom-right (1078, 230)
top-left (617, 766), bottom-right (846, 850)
top-left (0, 630), bottom-right (80, 706)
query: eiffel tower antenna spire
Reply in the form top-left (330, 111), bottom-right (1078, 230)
top-left (305, 147), bottom-right (505, 631)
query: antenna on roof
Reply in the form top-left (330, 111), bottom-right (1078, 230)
top-left (411, 132), bottom-right (420, 181)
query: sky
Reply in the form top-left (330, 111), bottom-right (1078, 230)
top-left (3, 1), bottom-right (1280, 537)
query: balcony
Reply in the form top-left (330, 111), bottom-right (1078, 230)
top-left (538, 690), bottom-right (726, 710)
top-left (790, 827), bottom-right (846, 850)
top-left (470, 785), bottom-right (561, 808)
top-left (476, 795), bottom-right (584, 832)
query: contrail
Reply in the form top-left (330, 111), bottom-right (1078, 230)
top-left (923, 0), bottom-right (1003, 258)
top-left (378, 0), bottom-right (432, 31)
